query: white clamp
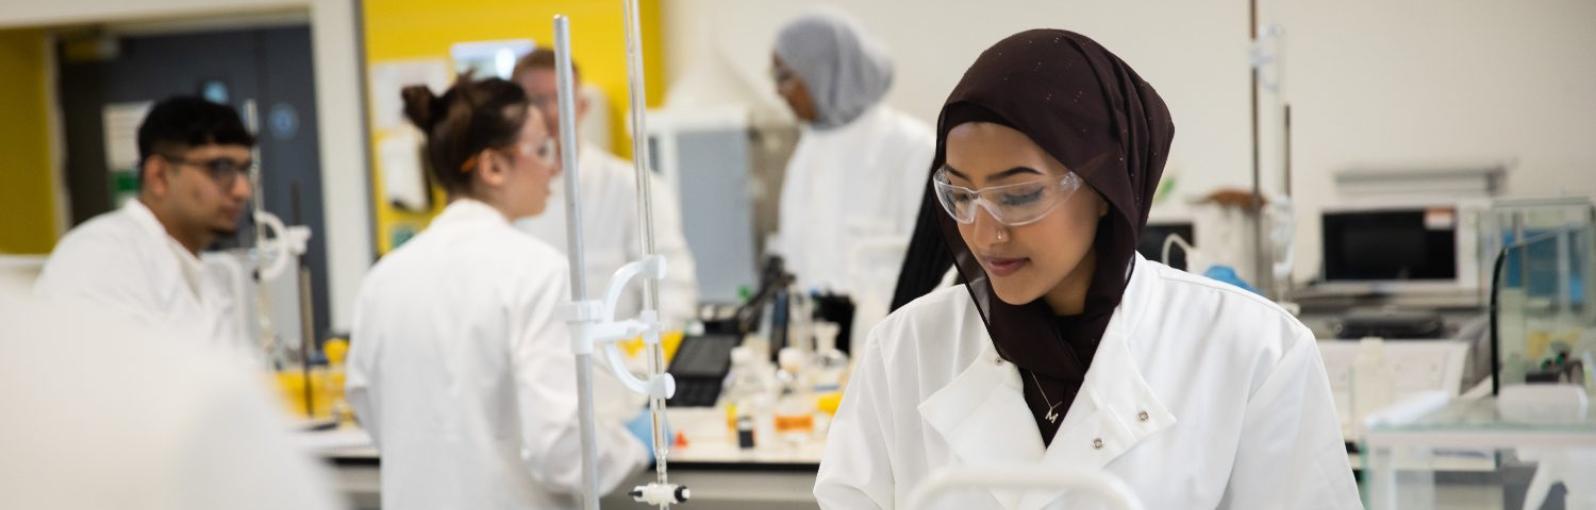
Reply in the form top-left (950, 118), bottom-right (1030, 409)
top-left (254, 211), bottom-right (312, 281)
top-left (630, 483), bottom-right (689, 506)
top-left (562, 255), bottom-right (676, 400)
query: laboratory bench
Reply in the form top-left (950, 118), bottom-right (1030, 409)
top-left (299, 327), bottom-right (1585, 510)
top-left (299, 407), bottom-right (822, 510)
top-left (301, 417), bottom-right (1515, 509)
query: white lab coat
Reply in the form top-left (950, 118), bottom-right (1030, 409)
top-left (815, 255), bottom-right (1361, 509)
top-left (0, 282), bottom-right (341, 510)
top-left (347, 199), bottom-right (646, 510)
top-left (34, 199), bottom-right (247, 355)
top-left (518, 144), bottom-right (699, 327)
top-left (777, 105), bottom-right (934, 295)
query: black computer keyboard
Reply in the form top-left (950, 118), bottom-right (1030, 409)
top-left (665, 334), bottom-right (740, 408)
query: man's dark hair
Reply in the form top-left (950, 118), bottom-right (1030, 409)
top-left (135, 96), bottom-right (256, 188)
top-left (512, 47), bottom-right (581, 84)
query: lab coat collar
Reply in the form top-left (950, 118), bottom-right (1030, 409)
top-left (431, 198), bottom-right (511, 229)
top-left (917, 344), bottom-right (1043, 510)
top-left (123, 199), bottom-right (166, 239)
top-left (125, 199), bottom-right (199, 256)
top-left (917, 254), bottom-right (1177, 510)
top-left (125, 199), bottom-right (205, 296)
top-left (126, 198), bottom-right (195, 261)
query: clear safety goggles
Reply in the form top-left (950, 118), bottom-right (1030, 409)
top-left (518, 136), bottom-right (560, 167)
top-left (932, 168), bottom-right (1087, 227)
top-left (463, 137), bottom-right (559, 173)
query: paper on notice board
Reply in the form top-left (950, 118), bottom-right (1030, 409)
top-left (368, 59), bottom-right (452, 132)
top-left (103, 101), bottom-right (153, 173)
top-left (379, 129), bottom-right (430, 212)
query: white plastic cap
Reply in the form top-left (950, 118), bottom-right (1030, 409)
top-left (778, 347), bottom-right (805, 371)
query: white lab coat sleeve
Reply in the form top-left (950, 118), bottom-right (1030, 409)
top-left (1218, 331), bottom-right (1362, 509)
top-left (509, 265), bottom-right (647, 496)
top-left (646, 173), bottom-right (700, 327)
top-left (814, 327), bottom-right (896, 509)
top-left (345, 283), bottom-right (380, 448)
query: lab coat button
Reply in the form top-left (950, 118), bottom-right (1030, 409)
top-left (1137, 411), bottom-right (1150, 422)
top-left (1092, 438), bottom-right (1103, 449)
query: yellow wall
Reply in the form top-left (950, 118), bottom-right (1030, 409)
top-left (0, 29), bottom-right (57, 255)
top-left (362, 0), bottom-right (666, 254)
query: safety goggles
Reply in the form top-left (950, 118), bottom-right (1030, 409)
top-left (523, 136), bottom-right (559, 167)
top-left (162, 154), bottom-right (254, 189)
top-left (932, 168), bottom-right (1086, 227)
top-left (460, 137), bottom-right (558, 173)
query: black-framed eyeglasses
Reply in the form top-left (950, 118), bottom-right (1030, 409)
top-left (161, 154), bottom-right (254, 188)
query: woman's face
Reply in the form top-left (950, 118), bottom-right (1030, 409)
top-left (772, 54), bottom-right (818, 123)
top-left (493, 109), bottom-right (558, 219)
top-left (943, 122), bottom-right (1106, 306)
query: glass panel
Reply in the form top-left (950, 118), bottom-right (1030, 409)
top-left (1490, 204), bottom-right (1596, 393)
top-left (1362, 398), bottom-right (1596, 510)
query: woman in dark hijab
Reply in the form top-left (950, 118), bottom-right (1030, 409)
top-left (814, 29), bottom-right (1358, 509)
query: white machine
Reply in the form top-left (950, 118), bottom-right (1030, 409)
top-left (646, 106), bottom-right (759, 304)
top-left (1319, 338), bottom-right (1470, 443)
top-left (1146, 197), bottom-right (1295, 301)
top-left (1314, 165), bottom-right (1505, 298)
top-left (1315, 200), bottom-right (1488, 296)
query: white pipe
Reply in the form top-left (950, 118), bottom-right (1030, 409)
top-left (242, 100), bottom-right (282, 365)
top-left (553, 15), bottom-right (601, 510)
top-left (621, 0), bottom-right (674, 497)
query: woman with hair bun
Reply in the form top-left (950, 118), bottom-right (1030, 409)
top-left (346, 75), bottom-right (650, 510)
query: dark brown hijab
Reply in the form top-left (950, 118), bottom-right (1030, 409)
top-left (894, 29), bottom-right (1173, 444)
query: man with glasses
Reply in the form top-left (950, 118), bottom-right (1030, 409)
top-left (37, 96), bottom-right (256, 355)
top-left (510, 49), bottom-right (700, 329)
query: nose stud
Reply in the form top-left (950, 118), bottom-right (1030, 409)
top-left (994, 228), bottom-right (1008, 242)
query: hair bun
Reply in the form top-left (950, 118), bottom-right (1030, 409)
top-left (401, 85), bottom-right (439, 130)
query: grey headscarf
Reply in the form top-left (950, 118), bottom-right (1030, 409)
top-left (773, 10), bottom-right (894, 129)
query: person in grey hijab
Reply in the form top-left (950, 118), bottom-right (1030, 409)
top-left (772, 10), bottom-right (895, 129)
top-left (771, 10), bottom-right (936, 338)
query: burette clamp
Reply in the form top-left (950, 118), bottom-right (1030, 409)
top-left (630, 483), bottom-right (690, 506)
top-left (560, 255), bottom-right (676, 399)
